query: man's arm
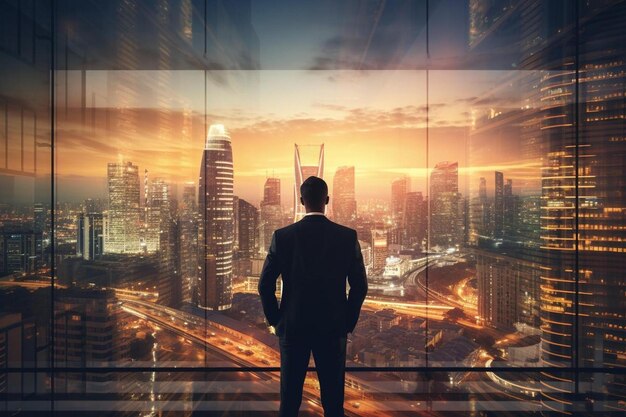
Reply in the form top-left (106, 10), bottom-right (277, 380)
top-left (258, 232), bottom-right (281, 326)
top-left (346, 231), bottom-right (368, 333)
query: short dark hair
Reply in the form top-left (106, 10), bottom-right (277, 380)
top-left (300, 176), bottom-right (328, 207)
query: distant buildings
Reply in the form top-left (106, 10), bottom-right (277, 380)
top-left (198, 124), bottom-right (234, 311)
top-left (332, 166), bottom-right (357, 226)
top-left (293, 144), bottom-right (324, 222)
top-left (105, 161), bottom-right (141, 254)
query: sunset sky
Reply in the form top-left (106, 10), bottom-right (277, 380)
top-left (52, 68), bottom-right (542, 205)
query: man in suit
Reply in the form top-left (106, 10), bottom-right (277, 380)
top-left (258, 176), bottom-right (368, 417)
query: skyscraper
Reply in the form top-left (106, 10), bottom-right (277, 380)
top-left (391, 176), bottom-right (410, 223)
top-left (494, 171), bottom-right (504, 238)
top-left (260, 177), bottom-right (282, 253)
top-left (293, 144), bottom-right (324, 222)
top-left (371, 229), bottom-right (388, 273)
top-left (105, 161), bottom-right (141, 253)
top-left (429, 161), bottom-right (460, 249)
top-left (198, 124), bottom-right (234, 311)
top-left (144, 178), bottom-right (170, 253)
top-left (332, 166), bottom-right (357, 226)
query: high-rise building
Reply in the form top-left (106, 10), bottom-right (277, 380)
top-left (260, 178), bottom-right (282, 253)
top-left (76, 213), bottom-right (104, 260)
top-left (494, 171), bottom-right (504, 238)
top-left (429, 161), bottom-right (460, 249)
top-left (471, 176), bottom-right (492, 243)
top-left (332, 166), bottom-right (357, 226)
top-left (105, 161), bottom-right (141, 253)
top-left (293, 144), bottom-right (324, 222)
top-left (371, 229), bottom-right (388, 273)
top-left (53, 288), bottom-right (128, 393)
top-left (0, 231), bottom-right (43, 275)
top-left (198, 124), bottom-right (234, 311)
top-left (391, 176), bottom-right (410, 223)
top-left (403, 192), bottom-right (424, 248)
top-left (33, 203), bottom-right (45, 234)
top-left (179, 183), bottom-right (198, 304)
top-left (263, 177), bottom-right (281, 206)
top-left (235, 198), bottom-right (258, 259)
top-left (144, 178), bottom-right (170, 253)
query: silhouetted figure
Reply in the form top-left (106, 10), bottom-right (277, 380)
top-left (259, 176), bottom-right (368, 417)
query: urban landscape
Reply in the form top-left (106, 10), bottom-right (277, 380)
top-left (1, 0), bottom-right (625, 416)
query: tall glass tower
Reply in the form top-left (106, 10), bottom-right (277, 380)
top-left (105, 161), bottom-right (141, 254)
top-left (198, 124), bottom-right (234, 311)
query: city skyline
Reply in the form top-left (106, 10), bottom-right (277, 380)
top-left (1, 0), bottom-right (624, 415)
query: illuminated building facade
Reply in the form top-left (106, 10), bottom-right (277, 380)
top-left (293, 144), bottom-right (324, 222)
top-left (198, 124), bottom-right (234, 311)
top-left (105, 161), bottom-right (141, 254)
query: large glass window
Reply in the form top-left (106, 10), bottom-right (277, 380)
top-left (1, 0), bottom-right (624, 415)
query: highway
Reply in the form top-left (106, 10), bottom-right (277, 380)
top-left (118, 296), bottom-right (434, 417)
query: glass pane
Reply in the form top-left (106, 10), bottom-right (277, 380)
top-left (0, 0), bottom-right (53, 408)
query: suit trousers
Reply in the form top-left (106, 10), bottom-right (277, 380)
top-left (278, 334), bottom-right (347, 417)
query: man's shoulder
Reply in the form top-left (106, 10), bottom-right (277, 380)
top-left (326, 219), bottom-right (357, 238)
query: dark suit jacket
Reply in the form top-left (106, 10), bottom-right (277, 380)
top-left (258, 215), bottom-right (368, 339)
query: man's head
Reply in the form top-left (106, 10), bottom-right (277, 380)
top-left (300, 176), bottom-right (329, 213)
